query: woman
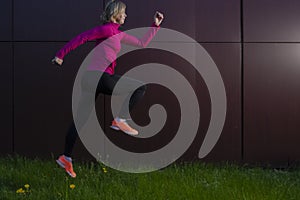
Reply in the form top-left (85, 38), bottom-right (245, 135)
top-left (52, 0), bottom-right (164, 178)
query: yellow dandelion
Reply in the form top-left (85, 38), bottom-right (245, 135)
top-left (69, 184), bottom-right (75, 189)
top-left (16, 188), bottom-right (25, 194)
top-left (24, 184), bottom-right (30, 189)
top-left (102, 167), bottom-right (108, 173)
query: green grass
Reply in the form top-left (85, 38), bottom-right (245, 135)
top-left (0, 155), bottom-right (300, 200)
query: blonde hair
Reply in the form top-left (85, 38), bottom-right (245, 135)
top-left (101, 0), bottom-right (126, 23)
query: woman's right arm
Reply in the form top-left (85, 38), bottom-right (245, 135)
top-left (52, 26), bottom-right (109, 66)
top-left (120, 12), bottom-right (164, 48)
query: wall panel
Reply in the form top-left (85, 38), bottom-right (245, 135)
top-left (14, 42), bottom-right (96, 160)
top-left (244, 0), bottom-right (300, 42)
top-left (0, 43), bottom-right (13, 154)
top-left (0, 0), bottom-right (12, 40)
top-left (14, 0), bottom-right (102, 41)
top-left (244, 44), bottom-right (300, 165)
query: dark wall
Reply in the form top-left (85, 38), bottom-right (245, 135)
top-left (10, 0), bottom-right (103, 159)
top-left (0, 0), bottom-right (13, 155)
top-left (244, 0), bottom-right (300, 166)
top-left (1, 0), bottom-right (300, 165)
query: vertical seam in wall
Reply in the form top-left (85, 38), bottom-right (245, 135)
top-left (12, 0), bottom-right (15, 154)
top-left (102, 0), bottom-right (106, 152)
top-left (240, 0), bottom-right (244, 162)
top-left (103, 1), bottom-right (106, 129)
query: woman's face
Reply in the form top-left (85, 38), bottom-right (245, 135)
top-left (115, 8), bottom-right (127, 24)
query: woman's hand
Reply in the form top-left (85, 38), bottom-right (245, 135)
top-left (51, 56), bottom-right (63, 66)
top-left (154, 11), bottom-right (164, 26)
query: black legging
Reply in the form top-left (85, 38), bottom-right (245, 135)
top-left (64, 71), bottom-right (146, 157)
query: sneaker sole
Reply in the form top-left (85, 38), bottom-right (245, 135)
top-left (56, 159), bottom-right (65, 168)
top-left (110, 125), bottom-right (138, 136)
top-left (123, 130), bottom-right (138, 136)
top-left (110, 125), bottom-right (120, 130)
top-left (111, 121), bottom-right (139, 136)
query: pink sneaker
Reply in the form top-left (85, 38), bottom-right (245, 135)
top-left (110, 119), bottom-right (138, 136)
top-left (56, 155), bottom-right (76, 178)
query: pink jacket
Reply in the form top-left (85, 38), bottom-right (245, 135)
top-left (56, 22), bottom-right (160, 74)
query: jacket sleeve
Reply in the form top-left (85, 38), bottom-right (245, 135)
top-left (121, 23), bottom-right (160, 48)
top-left (55, 26), bottom-right (110, 59)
